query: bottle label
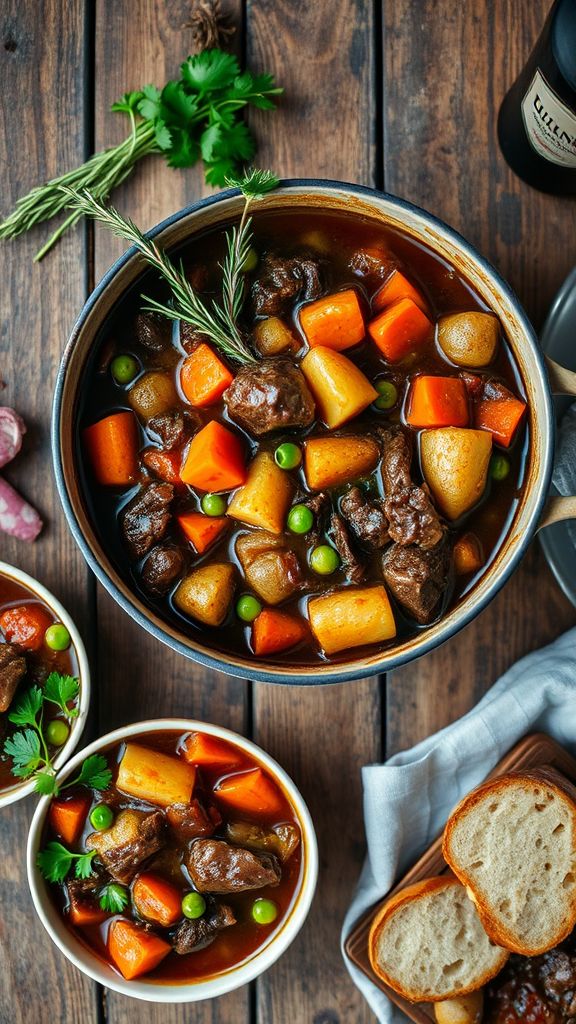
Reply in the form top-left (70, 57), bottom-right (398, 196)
top-left (521, 69), bottom-right (576, 168)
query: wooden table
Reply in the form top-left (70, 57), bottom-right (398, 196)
top-left (1, 2), bottom-right (575, 1021)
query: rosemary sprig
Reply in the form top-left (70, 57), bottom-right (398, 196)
top-left (61, 168), bottom-right (279, 365)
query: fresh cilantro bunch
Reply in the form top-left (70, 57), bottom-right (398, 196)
top-left (0, 49), bottom-right (282, 261)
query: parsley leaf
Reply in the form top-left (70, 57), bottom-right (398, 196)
top-left (37, 842), bottom-right (96, 883)
top-left (181, 50), bottom-right (240, 93)
top-left (69, 754), bottom-right (112, 792)
top-left (205, 157), bottom-right (239, 188)
top-left (34, 770), bottom-right (59, 796)
top-left (99, 884), bottom-right (129, 914)
top-left (137, 84), bottom-right (162, 122)
top-left (111, 91), bottom-right (144, 115)
top-left (43, 672), bottom-right (80, 718)
top-left (154, 120), bottom-right (172, 151)
top-left (200, 123), bottom-right (222, 162)
top-left (166, 129), bottom-right (199, 169)
top-left (159, 81), bottom-right (198, 128)
top-left (7, 686), bottom-right (43, 727)
top-left (3, 728), bottom-right (41, 777)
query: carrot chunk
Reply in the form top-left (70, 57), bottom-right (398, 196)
top-left (182, 731), bottom-right (242, 768)
top-left (453, 532), bottom-right (485, 575)
top-left (68, 899), bottom-right (109, 927)
top-left (368, 297), bottom-right (432, 362)
top-left (180, 344), bottom-right (234, 408)
top-left (180, 420), bottom-right (246, 492)
top-left (215, 766), bottom-right (284, 817)
top-left (475, 385), bottom-right (527, 448)
top-left (252, 608), bottom-right (307, 657)
top-left (300, 288), bottom-right (365, 351)
top-left (108, 919), bottom-right (171, 980)
top-left (373, 269), bottom-right (427, 313)
top-left (406, 376), bottom-right (469, 428)
top-left (83, 411), bottom-right (139, 487)
top-left (177, 511), bottom-right (228, 554)
top-left (49, 795), bottom-right (90, 845)
top-left (0, 603), bottom-right (53, 651)
top-left (132, 872), bottom-right (183, 927)
top-left (142, 448), bottom-right (182, 485)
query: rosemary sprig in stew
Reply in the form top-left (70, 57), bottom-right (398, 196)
top-left (62, 168), bottom-right (279, 366)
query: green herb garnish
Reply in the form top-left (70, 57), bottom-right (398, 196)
top-left (99, 883), bottom-right (130, 914)
top-left (36, 842), bottom-right (96, 883)
top-left (0, 49), bottom-right (282, 261)
top-left (62, 168), bottom-right (279, 366)
top-left (72, 755), bottom-right (113, 793)
top-left (43, 672), bottom-right (80, 718)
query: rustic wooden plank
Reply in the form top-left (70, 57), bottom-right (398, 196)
top-left (384, 0), bottom-right (576, 754)
top-left (245, 2), bottom-right (381, 1022)
top-left (93, 1), bottom-right (249, 1021)
top-left (0, 1), bottom-right (99, 1021)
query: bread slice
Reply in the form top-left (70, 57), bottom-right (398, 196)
top-left (368, 876), bottom-right (508, 1002)
top-left (443, 768), bottom-right (576, 956)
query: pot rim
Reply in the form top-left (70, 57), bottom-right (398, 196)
top-left (26, 717), bottom-right (318, 1002)
top-left (52, 178), bottom-right (554, 684)
top-left (0, 560), bottom-right (90, 807)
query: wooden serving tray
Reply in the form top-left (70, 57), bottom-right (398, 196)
top-left (344, 732), bottom-right (576, 1023)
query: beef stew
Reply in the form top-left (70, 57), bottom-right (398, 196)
top-left (78, 209), bottom-right (529, 666)
top-left (37, 729), bottom-right (302, 983)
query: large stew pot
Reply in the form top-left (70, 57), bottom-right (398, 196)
top-left (52, 181), bottom-right (576, 684)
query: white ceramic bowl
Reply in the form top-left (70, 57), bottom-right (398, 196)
top-left (0, 561), bottom-right (90, 808)
top-left (27, 718), bottom-right (318, 1002)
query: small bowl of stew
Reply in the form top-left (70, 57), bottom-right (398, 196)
top-left (0, 561), bottom-right (90, 808)
top-left (26, 719), bottom-right (317, 1002)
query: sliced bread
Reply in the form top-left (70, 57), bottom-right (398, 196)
top-left (442, 768), bottom-right (576, 956)
top-left (368, 876), bottom-right (508, 1002)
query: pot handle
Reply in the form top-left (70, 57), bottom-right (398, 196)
top-left (539, 496), bottom-right (576, 530)
top-left (546, 356), bottom-right (576, 396)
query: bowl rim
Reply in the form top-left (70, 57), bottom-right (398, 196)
top-left (26, 717), bottom-right (319, 1002)
top-left (52, 178), bottom-right (554, 684)
top-left (0, 560), bottom-right (90, 808)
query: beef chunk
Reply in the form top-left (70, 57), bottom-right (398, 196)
top-left (141, 545), bottom-right (184, 595)
top-left (0, 642), bottom-right (26, 713)
top-left (135, 312), bottom-right (171, 352)
top-left (380, 428), bottom-right (445, 550)
top-left (382, 538), bottom-right (451, 624)
top-left (348, 249), bottom-right (395, 281)
top-left (166, 799), bottom-right (222, 841)
top-left (122, 482), bottom-right (174, 560)
top-left (330, 513), bottom-right (365, 584)
top-left (224, 357), bottom-right (315, 436)
top-left (340, 487), bottom-right (390, 550)
top-left (186, 838), bottom-right (281, 894)
top-left (98, 811), bottom-right (166, 884)
top-left (173, 901), bottom-right (236, 954)
top-left (179, 322), bottom-right (210, 354)
top-left (252, 253), bottom-right (322, 316)
top-left (148, 409), bottom-right (196, 450)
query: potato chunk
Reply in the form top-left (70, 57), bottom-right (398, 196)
top-left (86, 809), bottom-right (145, 854)
top-left (129, 371), bottom-right (178, 421)
top-left (245, 549), bottom-right (301, 605)
top-left (434, 992), bottom-right (483, 1024)
top-left (437, 312), bottom-right (499, 368)
top-left (236, 530), bottom-right (285, 566)
top-left (253, 317), bottom-right (299, 356)
top-left (174, 563), bottom-right (236, 626)
top-left (301, 347), bottom-right (377, 428)
top-left (116, 744), bottom-right (196, 808)
top-left (420, 427), bottom-right (492, 520)
top-left (227, 451), bottom-right (293, 534)
top-left (304, 435), bottom-right (379, 490)
top-left (308, 586), bottom-right (396, 655)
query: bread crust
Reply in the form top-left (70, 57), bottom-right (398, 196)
top-left (368, 875), bottom-right (508, 1002)
top-left (443, 769), bottom-right (576, 956)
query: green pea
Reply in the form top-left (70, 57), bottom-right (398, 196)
top-left (182, 892), bottom-right (206, 919)
top-left (251, 898), bottom-right (278, 925)
top-left (45, 719), bottom-right (70, 748)
top-left (111, 354), bottom-right (139, 386)
top-left (490, 454), bottom-right (510, 481)
top-left (310, 544), bottom-right (340, 575)
top-left (241, 247), bottom-right (259, 273)
top-left (44, 623), bottom-right (71, 651)
top-left (274, 443), bottom-right (302, 471)
top-left (201, 492), bottom-right (227, 516)
top-left (89, 803), bottom-right (114, 831)
top-left (374, 380), bottom-right (398, 410)
top-left (236, 594), bottom-right (262, 623)
top-left (287, 504), bottom-right (314, 535)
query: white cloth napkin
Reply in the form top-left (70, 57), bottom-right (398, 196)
top-left (341, 626), bottom-right (576, 1023)
top-left (553, 402), bottom-right (576, 549)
